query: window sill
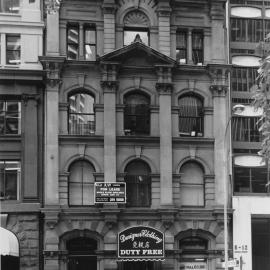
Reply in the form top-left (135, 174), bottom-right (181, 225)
top-left (233, 192), bottom-right (270, 196)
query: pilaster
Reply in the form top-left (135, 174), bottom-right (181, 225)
top-left (100, 62), bottom-right (119, 182)
top-left (44, 0), bottom-right (61, 56)
top-left (103, 0), bottom-right (117, 54)
top-left (156, 0), bottom-right (171, 57)
top-left (208, 64), bottom-right (231, 206)
top-left (155, 65), bottom-right (174, 206)
top-left (40, 56), bottom-right (65, 205)
top-left (21, 94), bottom-right (40, 201)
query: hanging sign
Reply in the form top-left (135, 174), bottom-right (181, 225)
top-left (94, 182), bottom-right (126, 203)
top-left (118, 226), bottom-right (165, 261)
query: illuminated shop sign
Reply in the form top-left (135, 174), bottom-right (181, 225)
top-left (180, 262), bottom-right (207, 270)
top-left (95, 182), bottom-right (126, 203)
top-left (118, 226), bottom-right (165, 261)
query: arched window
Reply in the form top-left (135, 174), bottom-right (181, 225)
top-left (178, 95), bottom-right (204, 137)
top-left (67, 237), bottom-right (97, 270)
top-left (124, 160), bottom-right (151, 207)
top-left (123, 10), bottom-right (150, 46)
top-left (68, 160), bottom-right (95, 206)
top-left (180, 161), bottom-right (204, 206)
top-left (68, 92), bottom-right (95, 135)
top-left (124, 92), bottom-right (150, 135)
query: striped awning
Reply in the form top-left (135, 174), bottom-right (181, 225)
top-left (0, 227), bottom-right (19, 257)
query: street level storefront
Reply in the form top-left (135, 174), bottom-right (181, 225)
top-left (233, 196), bottom-right (270, 270)
top-left (43, 215), bottom-right (225, 270)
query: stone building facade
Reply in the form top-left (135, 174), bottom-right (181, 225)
top-left (1, 0), bottom-right (232, 270)
top-left (40, 1), bottom-right (231, 270)
top-left (0, 0), bottom-right (44, 270)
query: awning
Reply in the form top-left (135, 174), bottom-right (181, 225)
top-left (0, 227), bottom-right (19, 257)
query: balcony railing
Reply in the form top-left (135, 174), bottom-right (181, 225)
top-left (232, 117), bottom-right (261, 142)
top-left (68, 121), bottom-right (95, 135)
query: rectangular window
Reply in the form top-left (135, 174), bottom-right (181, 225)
top-left (234, 166), bottom-right (267, 193)
top-left (0, 0), bottom-right (19, 13)
top-left (231, 18), bottom-right (263, 42)
top-left (84, 27), bottom-right (96, 61)
top-left (67, 25), bottom-right (79, 60)
top-left (124, 104), bottom-right (150, 135)
top-left (0, 100), bottom-right (21, 135)
top-left (232, 117), bottom-right (261, 142)
top-left (176, 30), bottom-right (187, 64)
top-left (6, 35), bottom-right (20, 65)
top-left (0, 161), bottom-right (20, 200)
top-left (192, 31), bottom-right (203, 65)
top-left (231, 67), bottom-right (257, 92)
top-left (124, 29), bottom-right (149, 46)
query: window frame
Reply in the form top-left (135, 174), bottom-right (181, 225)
top-left (84, 26), bottom-right (96, 61)
top-left (178, 94), bottom-right (204, 137)
top-left (68, 92), bottom-right (95, 135)
top-left (233, 155), bottom-right (268, 193)
top-left (67, 24), bottom-right (80, 60)
top-left (0, 99), bottom-right (21, 135)
top-left (6, 34), bottom-right (21, 66)
top-left (0, 0), bottom-right (20, 14)
top-left (68, 160), bottom-right (95, 206)
top-left (123, 27), bottom-right (150, 46)
top-left (123, 92), bottom-right (150, 136)
top-left (192, 30), bottom-right (204, 65)
top-left (0, 160), bottom-right (20, 201)
top-left (176, 30), bottom-right (188, 64)
top-left (179, 161), bottom-right (205, 207)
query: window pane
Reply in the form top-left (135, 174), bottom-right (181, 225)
top-left (124, 30), bottom-right (148, 45)
top-left (67, 26), bottom-right (79, 60)
top-left (85, 45), bottom-right (96, 61)
top-left (0, 0), bottom-right (19, 13)
top-left (180, 185), bottom-right (204, 206)
top-left (68, 160), bottom-right (95, 205)
top-left (234, 166), bottom-right (251, 192)
top-left (176, 31), bottom-right (187, 64)
top-left (0, 161), bottom-right (20, 200)
top-left (6, 35), bottom-right (21, 65)
top-left (85, 29), bottom-right (96, 44)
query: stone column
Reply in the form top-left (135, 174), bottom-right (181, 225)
top-left (40, 57), bottom-right (65, 205)
top-left (156, 66), bottom-right (173, 206)
top-left (157, 1), bottom-right (171, 57)
top-left (45, 0), bottom-right (60, 56)
top-left (100, 63), bottom-right (118, 182)
top-left (208, 65), bottom-right (230, 206)
top-left (22, 94), bottom-right (39, 200)
top-left (103, 0), bottom-right (116, 54)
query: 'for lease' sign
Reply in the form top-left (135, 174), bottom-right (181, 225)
top-left (95, 182), bottom-right (126, 203)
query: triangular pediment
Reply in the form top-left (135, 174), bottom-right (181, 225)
top-left (100, 42), bottom-right (176, 67)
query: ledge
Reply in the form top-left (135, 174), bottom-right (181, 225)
top-left (1, 202), bottom-right (41, 213)
top-left (0, 68), bottom-right (44, 81)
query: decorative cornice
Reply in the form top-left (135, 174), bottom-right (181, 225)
top-left (102, 2), bottom-right (117, 14)
top-left (156, 82), bottom-right (173, 94)
top-left (100, 80), bottom-right (118, 93)
top-left (21, 94), bottom-right (40, 106)
top-left (39, 56), bottom-right (65, 89)
top-left (45, 0), bottom-right (61, 15)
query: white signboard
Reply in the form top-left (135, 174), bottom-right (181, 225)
top-left (180, 262), bottom-right (207, 270)
top-left (221, 259), bottom-right (239, 268)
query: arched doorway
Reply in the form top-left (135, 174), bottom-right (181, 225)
top-left (67, 237), bottom-right (97, 270)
